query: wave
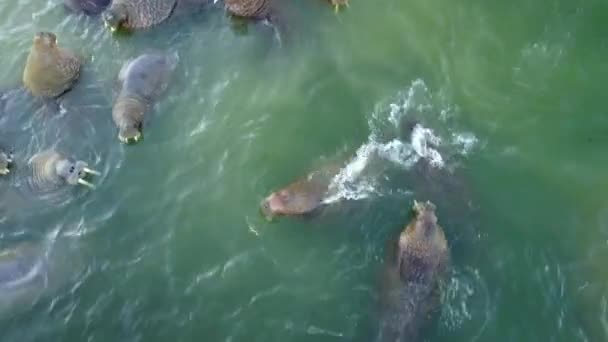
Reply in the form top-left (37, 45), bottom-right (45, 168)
top-left (324, 79), bottom-right (479, 204)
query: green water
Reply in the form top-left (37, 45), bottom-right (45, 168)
top-left (0, 0), bottom-right (607, 340)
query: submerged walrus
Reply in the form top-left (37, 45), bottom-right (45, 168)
top-left (64, 0), bottom-right (111, 15)
top-left (102, 0), bottom-right (208, 32)
top-left (377, 200), bottom-right (449, 341)
top-left (113, 52), bottom-right (178, 144)
top-left (260, 164), bottom-right (341, 220)
top-left (22, 32), bottom-right (81, 98)
top-left (0, 237), bottom-right (83, 318)
top-left (29, 150), bottom-right (100, 190)
top-left (0, 150), bottom-right (13, 176)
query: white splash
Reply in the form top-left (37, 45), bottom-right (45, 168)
top-left (410, 124), bottom-right (444, 167)
top-left (323, 79), bottom-right (478, 204)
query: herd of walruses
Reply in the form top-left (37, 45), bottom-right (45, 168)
top-left (0, 0), bottom-right (455, 340)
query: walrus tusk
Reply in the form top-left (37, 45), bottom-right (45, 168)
top-left (77, 178), bottom-right (95, 189)
top-left (0, 168), bottom-right (9, 175)
top-left (83, 167), bottom-right (101, 176)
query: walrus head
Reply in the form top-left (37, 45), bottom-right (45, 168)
top-left (410, 200), bottom-right (438, 236)
top-left (117, 122), bottom-right (143, 145)
top-left (103, 3), bottom-right (129, 32)
top-left (0, 151), bottom-right (13, 176)
top-left (260, 189), bottom-right (291, 220)
top-left (54, 159), bottom-right (100, 189)
top-left (33, 32), bottom-right (57, 49)
top-left (260, 185), bottom-right (324, 221)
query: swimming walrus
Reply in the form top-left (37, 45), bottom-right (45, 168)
top-left (260, 164), bottom-right (342, 220)
top-left (377, 200), bottom-right (449, 342)
top-left (102, 0), bottom-right (209, 32)
top-left (63, 0), bottom-right (111, 15)
top-left (28, 150), bottom-right (100, 190)
top-left (22, 32), bottom-right (82, 98)
top-left (0, 237), bottom-right (84, 319)
top-left (112, 52), bottom-right (178, 144)
top-left (0, 150), bottom-right (13, 176)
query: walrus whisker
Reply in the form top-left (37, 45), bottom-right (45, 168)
top-left (0, 168), bottom-right (9, 175)
top-left (83, 167), bottom-right (101, 176)
top-left (77, 178), bottom-right (95, 189)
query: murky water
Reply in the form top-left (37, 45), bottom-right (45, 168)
top-left (0, 0), bottom-right (606, 341)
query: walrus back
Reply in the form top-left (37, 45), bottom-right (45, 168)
top-left (0, 245), bottom-right (44, 289)
top-left (120, 0), bottom-right (177, 29)
top-left (29, 150), bottom-right (64, 191)
top-left (22, 47), bottom-right (80, 98)
top-left (377, 208), bottom-right (449, 342)
top-left (119, 52), bottom-right (178, 102)
top-left (226, 0), bottom-right (271, 19)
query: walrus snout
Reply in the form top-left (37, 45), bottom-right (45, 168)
top-left (260, 198), bottom-right (274, 221)
top-left (102, 7), bottom-right (126, 32)
top-left (118, 127), bottom-right (143, 145)
top-left (34, 32), bottom-right (57, 46)
top-left (56, 159), bottom-right (100, 189)
top-left (0, 151), bottom-right (13, 176)
top-left (260, 193), bottom-right (283, 221)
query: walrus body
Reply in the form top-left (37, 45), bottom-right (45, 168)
top-left (378, 200), bottom-right (449, 342)
top-left (0, 243), bottom-right (44, 289)
top-left (22, 32), bottom-right (81, 98)
top-left (260, 165), bottom-right (341, 220)
top-left (112, 52), bottom-right (178, 144)
top-left (28, 150), bottom-right (99, 191)
top-left (102, 0), bottom-right (208, 32)
top-left (0, 150), bottom-right (12, 176)
top-left (64, 0), bottom-right (111, 15)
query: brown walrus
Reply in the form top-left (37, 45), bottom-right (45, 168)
top-left (102, 0), bottom-right (209, 32)
top-left (22, 32), bottom-right (82, 98)
top-left (260, 164), bottom-right (341, 220)
top-left (377, 200), bottom-right (449, 341)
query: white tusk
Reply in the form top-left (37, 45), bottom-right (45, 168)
top-left (83, 167), bottom-right (101, 176)
top-left (0, 168), bottom-right (9, 175)
top-left (77, 178), bottom-right (95, 189)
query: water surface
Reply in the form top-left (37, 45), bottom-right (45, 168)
top-left (0, 0), bottom-right (606, 341)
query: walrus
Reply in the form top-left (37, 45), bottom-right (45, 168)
top-left (63, 0), bottom-right (111, 15)
top-left (377, 200), bottom-right (449, 341)
top-left (0, 150), bottom-right (13, 176)
top-left (102, 0), bottom-right (209, 32)
top-left (260, 164), bottom-right (342, 220)
top-left (22, 32), bottom-right (81, 98)
top-left (28, 150), bottom-right (100, 190)
top-left (112, 52), bottom-right (178, 144)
